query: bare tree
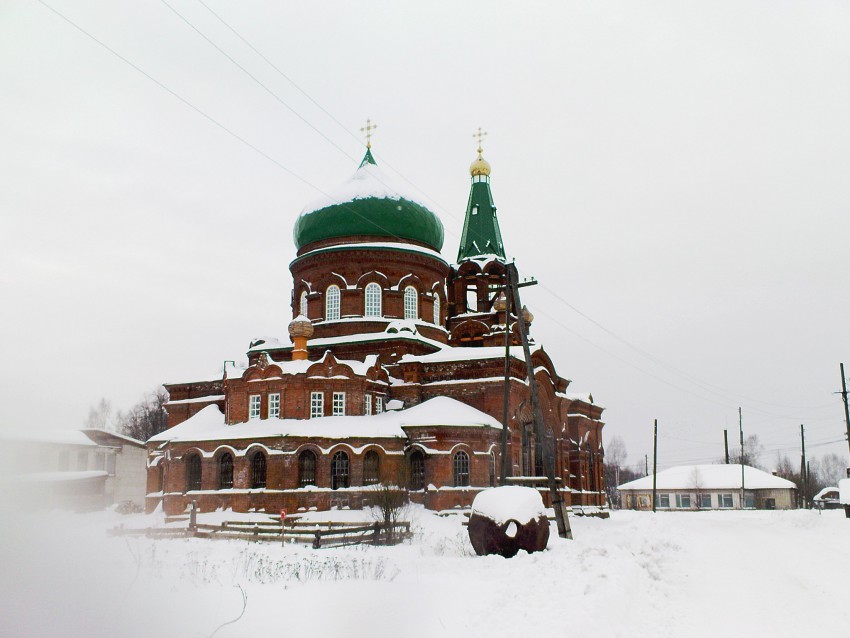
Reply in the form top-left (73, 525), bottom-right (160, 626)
top-left (116, 387), bottom-right (169, 441)
top-left (84, 398), bottom-right (115, 431)
top-left (689, 467), bottom-right (704, 510)
top-left (369, 464), bottom-right (410, 544)
top-left (729, 434), bottom-right (765, 469)
top-left (603, 435), bottom-right (637, 508)
top-left (816, 453), bottom-right (849, 486)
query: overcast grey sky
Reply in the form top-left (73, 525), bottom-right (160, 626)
top-left (2, 0), bottom-right (848, 471)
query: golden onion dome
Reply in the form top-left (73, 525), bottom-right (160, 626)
top-left (470, 153), bottom-right (491, 177)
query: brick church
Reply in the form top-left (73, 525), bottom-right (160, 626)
top-left (146, 134), bottom-right (606, 515)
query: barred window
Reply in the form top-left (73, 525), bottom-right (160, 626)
top-left (326, 285), bottom-right (340, 321)
top-left (187, 454), bottom-right (202, 491)
top-left (404, 286), bottom-right (418, 320)
top-left (433, 295), bottom-right (440, 325)
top-left (268, 393), bottom-right (280, 419)
top-left (363, 451), bottom-right (380, 485)
top-left (364, 394), bottom-right (372, 415)
top-left (375, 397), bottom-right (383, 414)
top-left (331, 451), bottom-right (350, 490)
top-left (249, 394), bottom-right (261, 419)
top-left (219, 453), bottom-right (234, 489)
top-left (300, 291), bottom-right (308, 317)
top-left (365, 283), bottom-right (382, 317)
top-left (251, 452), bottom-right (267, 489)
top-left (298, 450), bottom-right (317, 487)
top-left (409, 451), bottom-right (425, 491)
top-left (310, 392), bottom-right (324, 418)
top-left (453, 451), bottom-right (470, 487)
top-left (332, 392), bottom-right (345, 416)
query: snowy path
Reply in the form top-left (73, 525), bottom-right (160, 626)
top-left (1, 508), bottom-right (847, 637)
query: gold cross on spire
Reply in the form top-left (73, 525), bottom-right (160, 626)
top-left (473, 127), bottom-right (487, 157)
top-left (361, 118), bottom-right (378, 148)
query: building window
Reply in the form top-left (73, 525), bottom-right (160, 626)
top-left (365, 282), bottom-right (382, 317)
top-left (364, 394), bottom-right (372, 415)
top-left (310, 392), bottom-right (324, 418)
top-left (410, 451), bottom-right (425, 490)
top-left (656, 493), bottom-right (670, 508)
top-left (332, 392), bottom-right (345, 416)
top-left (744, 493), bottom-right (755, 509)
top-left (331, 451), bottom-right (350, 490)
top-left (249, 394), bottom-right (261, 419)
top-left (251, 452), bottom-right (266, 489)
top-left (298, 450), bottom-right (316, 487)
top-left (300, 291), bottom-right (308, 317)
top-left (699, 493), bottom-right (712, 509)
top-left (187, 454), bottom-right (202, 491)
top-left (489, 452), bottom-right (496, 487)
top-left (676, 493), bottom-right (691, 509)
top-left (326, 285), bottom-right (340, 321)
top-left (375, 396), bottom-right (383, 414)
top-left (433, 295), bottom-right (440, 325)
top-left (363, 451), bottom-right (380, 485)
top-left (268, 393), bottom-right (280, 419)
top-left (404, 286), bottom-right (418, 320)
top-left (453, 451), bottom-right (470, 487)
top-left (219, 453), bottom-right (234, 489)
top-left (719, 493), bottom-right (733, 508)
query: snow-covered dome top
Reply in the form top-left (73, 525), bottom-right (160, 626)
top-left (293, 149), bottom-right (444, 252)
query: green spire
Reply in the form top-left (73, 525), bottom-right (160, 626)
top-left (358, 147), bottom-right (377, 169)
top-left (457, 160), bottom-right (505, 262)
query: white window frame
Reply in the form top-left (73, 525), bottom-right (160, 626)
top-left (332, 392), bottom-right (345, 416)
top-left (675, 493), bottom-right (691, 509)
top-left (699, 493), bottom-right (712, 508)
top-left (433, 294), bottom-right (440, 325)
top-left (719, 493), bottom-right (733, 508)
top-left (364, 394), bottom-right (372, 415)
top-left (268, 393), bottom-right (280, 419)
top-left (375, 396), bottom-right (384, 414)
top-left (404, 286), bottom-right (418, 320)
top-left (249, 394), bottom-right (261, 419)
top-left (656, 493), bottom-right (670, 508)
top-left (325, 285), bottom-right (341, 321)
top-left (300, 291), bottom-right (308, 317)
top-left (310, 391), bottom-right (324, 418)
top-left (365, 283), bottom-right (382, 317)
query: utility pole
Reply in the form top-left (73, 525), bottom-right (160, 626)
top-left (645, 454), bottom-right (649, 476)
top-left (840, 363), bottom-right (850, 461)
top-left (652, 419), bottom-right (658, 513)
top-left (499, 268), bottom-right (513, 485)
top-left (724, 430), bottom-right (729, 464)
top-left (739, 407), bottom-right (745, 509)
top-left (800, 424), bottom-right (807, 509)
top-left (506, 262), bottom-right (572, 539)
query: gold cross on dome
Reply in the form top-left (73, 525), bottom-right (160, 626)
top-left (473, 127), bottom-right (487, 155)
top-left (361, 118), bottom-right (378, 148)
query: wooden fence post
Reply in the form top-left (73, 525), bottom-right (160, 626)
top-left (313, 529), bottom-right (321, 549)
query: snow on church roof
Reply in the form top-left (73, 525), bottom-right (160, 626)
top-left (617, 464), bottom-right (797, 491)
top-left (149, 397), bottom-right (502, 444)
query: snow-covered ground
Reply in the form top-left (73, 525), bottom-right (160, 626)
top-left (1, 506), bottom-right (848, 637)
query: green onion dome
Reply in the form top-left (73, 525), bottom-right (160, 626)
top-left (293, 150), bottom-right (444, 251)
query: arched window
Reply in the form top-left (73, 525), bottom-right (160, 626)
top-left (409, 451), bottom-right (425, 491)
top-left (251, 451), bottom-right (267, 489)
top-left (298, 450), bottom-right (316, 487)
top-left (300, 291), bottom-right (308, 318)
top-left (363, 450), bottom-right (380, 485)
top-left (404, 286), bottom-right (418, 320)
top-left (219, 453), bottom-right (234, 489)
top-left (331, 451), bottom-right (350, 490)
top-left (433, 295), bottom-right (440, 325)
top-left (186, 454), bottom-right (202, 491)
top-left (364, 283), bottom-right (382, 317)
top-left (453, 451), bottom-right (470, 487)
top-left (325, 285), bottom-right (340, 321)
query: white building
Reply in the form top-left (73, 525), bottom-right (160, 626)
top-left (0, 429), bottom-right (147, 510)
top-left (617, 464), bottom-right (797, 511)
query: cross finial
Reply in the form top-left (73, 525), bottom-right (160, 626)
top-left (361, 118), bottom-right (378, 149)
top-left (473, 127), bottom-right (487, 157)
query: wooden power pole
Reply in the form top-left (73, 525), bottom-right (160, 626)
top-left (652, 419), bottom-right (658, 513)
top-left (840, 363), bottom-right (850, 461)
top-left (724, 429), bottom-right (729, 464)
top-left (505, 262), bottom-right (572, 539)
top-left (499, 268), bottom-right (513, 485)
top-left (800, 424), bottom-right (807, 509)
top-left (739, 407), bottom-right (745, 509)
